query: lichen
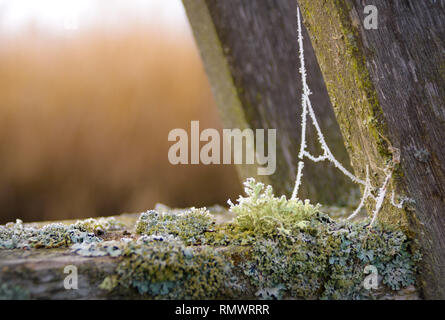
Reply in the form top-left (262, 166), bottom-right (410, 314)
top-left (1, 180), bottom-right (421, 300)
top-left (71, 240), bottom-right (124, 257)
top-left (93, 179), bottom-right (421, 300)
top-left (97, 235), bottom-right (238, 299)
top-left (135, 207), bottom-right (214, 245)
top-left (0, 219), bottom-right (101, 249)
top-left (299, 0), bottom-right (417, 231)
top-left (74, 217), bottom-right (124, 235)
top-left (225, 179), bottom-right (421, 300)
top-left (230, 178), bottom-right (323, 237)
top-left (0, 216), bottom-right (129, 250)
top-left (0, 284), bottom-right (30, 300)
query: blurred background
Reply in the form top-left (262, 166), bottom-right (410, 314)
top-left (0, 0), bottom-right (242, 224)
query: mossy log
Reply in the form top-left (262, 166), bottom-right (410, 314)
top-left (297, 0), bottom-right (445, 299)
top-left (182, 0), bottom-right (357, 205)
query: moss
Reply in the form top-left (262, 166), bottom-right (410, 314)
top-left (332, 0), bottom-right (390, 161)
top-left (1, 180), bottom-right (421, 300)
top-left (298, 0), bottom-right (410, 228)
top-left (105, 179), bottom-right (418, 300)
top-left (204, 223), bottom-right (255, 246)
top-left (98, 236), bottom-right (239, 299)
top-left (100, 179), bottom-right (420, 300)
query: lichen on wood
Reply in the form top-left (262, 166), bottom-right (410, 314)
top-left (0, 180), bottom-right (421, 300)
top-left (297, 0), bottom-right (445, 299)
top-left (297, 0), bottom-right (403, 227)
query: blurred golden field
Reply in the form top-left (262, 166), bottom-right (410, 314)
top-left (0, 23), bottom-right (242, 224)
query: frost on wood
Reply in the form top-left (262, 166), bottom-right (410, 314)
top-left (292, 9), bottom-right (404, 226)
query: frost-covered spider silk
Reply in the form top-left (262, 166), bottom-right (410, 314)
top-left (292, 8), bottom-right (405, 225)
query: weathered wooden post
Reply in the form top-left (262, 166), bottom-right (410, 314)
top-left (182, 0), bottom-right (357, 205)
top-left (2, 0), bottom-right (441, 301)
top-left (184, 0), bottom-right (445, 298)
top-left (296, 0), bottom-right (445, 299)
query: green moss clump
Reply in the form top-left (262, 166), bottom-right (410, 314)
top-left (0, 284), bottom-right (30, 300)
top-left (99, 236), bottom-right (237, 299)
top-left (135, 208), bottom-right (214, 245)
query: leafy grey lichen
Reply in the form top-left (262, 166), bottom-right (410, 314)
top-left (97, 235), bottom-right (236, 299)
top-left (1, 179), bottom-right (422, 300)
top-left (0, 216), bottom-right (126, 250)
top-left (0, 219), bottom-right (101, 249)
top-left (255, 284), bottom-right (286, 300)
top-left (92, 179), bottom-right (420, 300)
top-left (229, 178), bottom-right (322, 237)
top-left (227, 179), bottom-right (421, 300)
top-left (71, 240), bottom-right (124, 257)
top-left (135, 207), bottom-right (214, 245)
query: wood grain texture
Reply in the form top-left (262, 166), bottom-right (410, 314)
top-left (298, 0), bottom-right (445, 298)
top-left (183, 0), bottom-right (357, 204)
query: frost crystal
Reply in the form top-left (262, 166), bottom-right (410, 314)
top-left (293, 8), bottom-right (404, 225)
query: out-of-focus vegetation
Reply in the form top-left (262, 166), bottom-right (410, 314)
top-left (0, 24), bottom-right (241, 224)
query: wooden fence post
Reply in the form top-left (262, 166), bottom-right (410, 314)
top-left (182, 0), bottom-right (357, 204)
top-left (297, 0), bottom-right (445, 298)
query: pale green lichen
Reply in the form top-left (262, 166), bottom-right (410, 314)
top-left (74, 217), bottom-right (124, 235)
top-left (230, 178), bottom-right (323, 237)
top-left (71, 240), bottom-right (124, 257)
top-left (90, 179), bottom-right (421, 300)
top-left (97, 236), bottom-right (238, 299)
top-left (0, 219), bottom-right (101, 249)
top-left (226, 179), bottom-right (421, 300)
top-left (1, 179), bottom-right (421, 300)
top-left (135, 207), bottom-right (214, 245)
